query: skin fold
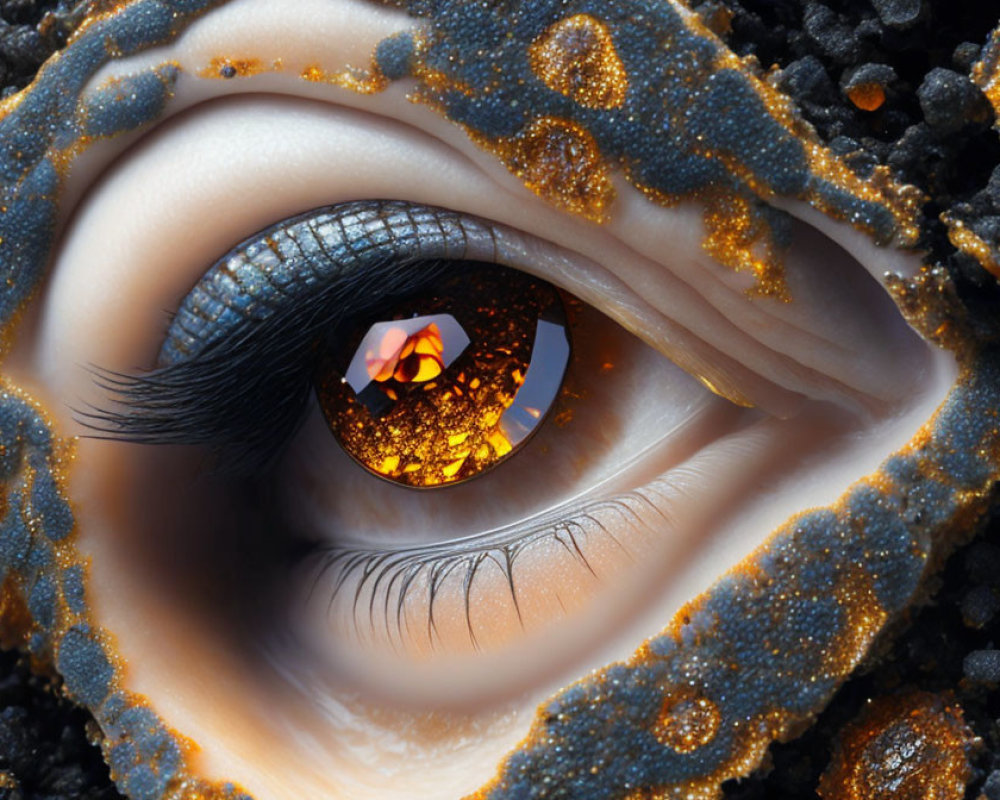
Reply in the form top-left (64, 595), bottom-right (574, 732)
top-left (0, 1), bottom-right (997, 799)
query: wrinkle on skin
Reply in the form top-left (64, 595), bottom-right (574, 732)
top-left (0, 2), bottom-right (996, 800)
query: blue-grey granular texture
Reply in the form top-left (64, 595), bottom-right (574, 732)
top-left (2, 1), bottom-right (1000, 800)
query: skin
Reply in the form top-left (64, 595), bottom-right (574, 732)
top-left (0, 1), bottom-right (997, 799)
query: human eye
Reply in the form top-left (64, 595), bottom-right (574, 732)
top-left (0, 2), bottom-right (994, 800)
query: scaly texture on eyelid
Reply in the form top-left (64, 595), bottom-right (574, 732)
top-left (0, 2), bottom-right (997, 800)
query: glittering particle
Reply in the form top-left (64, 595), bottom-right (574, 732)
top-left (652, 689), bottom-right (721, 754)
top-left (300, 60), bottom-right (388, 95)
top-left (944, 213), bottom-right (1000, 280)
top-left (817, 692), bottom-right (978, 800)
top-left (492, 116), bottom-right (615, 222)
top-left (528, 14), bottom-right (629, 111)
top-left (701, 192), bottom-right (792, 300)
top-left (317, 264), bottom-right (570, 488)
top-left (973, 26), bottom-right (1000, 123)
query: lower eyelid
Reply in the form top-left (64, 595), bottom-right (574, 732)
top-left (289, 407), bottom-right (843, 705)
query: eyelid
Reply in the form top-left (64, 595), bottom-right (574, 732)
top-left (44, 9), bottom-right (929, 422)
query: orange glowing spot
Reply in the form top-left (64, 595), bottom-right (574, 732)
top-left (199, 56), bottom-right (267, 79)
top-left (367, 323), bottom-right (446, 385)
top-left (488, 431), bottom-right (513, 457)
top-left (469, 377), bottom-right (481, 389)
top-left (528, 14), bottom-right (629, 110)
top-left (847, 83), bottom-right (887, 112)
top-left (377, 455), bottom-right (400, 475)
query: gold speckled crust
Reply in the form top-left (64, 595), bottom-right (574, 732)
top-left (362, 1), bottom-right (925, 300)
top-left (973, 25), bottom-right (1000, 122)
top-left (527, 14), bottom-right (629, 111)
top-left (817, 692), bottom-right (978, 800)
top-left (0, 2), bottom-right (999, 800)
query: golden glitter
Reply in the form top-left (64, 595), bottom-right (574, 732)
top-left (528, 14), bottom-right (629, 110)
top-left (817, 692), bottom-right (978, 800)
top-left (846, 83), bottom-right (887, 112)
top-left (198, 56), bottom-right (267, 80)
top-left (317, 265), bottom-right (570, 488)
top-left (972, 27), bottom-right (1000, 124)
top-left (701, 191), bottom-right (791, 301)
top-left (300, 61), bottom-right (389, 95)
top-left (944, 213), bottom-right (1000, 280)
top-left (652, 689), bottom-right (722, 754)
top-left (485, 116), bottom-right (616, 222)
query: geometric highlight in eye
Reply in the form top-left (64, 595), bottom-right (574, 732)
top-left (315, 263), bottom-right (570, 488)
top-left (346, 314), bottom-right (470, 407)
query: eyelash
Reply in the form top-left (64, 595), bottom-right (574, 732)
top-left (308, 488), bottom-right (664, 651)
top-left (78, 201), bottom-right (500, 471)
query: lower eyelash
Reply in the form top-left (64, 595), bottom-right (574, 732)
top-left (304, 489), bottom-right (664, 653)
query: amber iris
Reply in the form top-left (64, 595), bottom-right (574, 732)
top-left (315, 264), bottom-right (570, 488)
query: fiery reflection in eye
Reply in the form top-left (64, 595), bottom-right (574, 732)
top-left (316, 264), bottom-right (570, 487)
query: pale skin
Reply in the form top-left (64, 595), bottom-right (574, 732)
top-left (2, 0), bottom-right (961, 797)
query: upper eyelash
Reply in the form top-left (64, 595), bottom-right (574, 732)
top-left (77, 200), bottom-right (508, 471)
top-left (305, 488), bottom-right (668, 652)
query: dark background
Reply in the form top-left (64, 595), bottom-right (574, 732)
top-left (1, 0), bottom-right (999, 798)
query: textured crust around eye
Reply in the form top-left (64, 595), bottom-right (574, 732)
top-left (954, 25), bottom-right (1000, 280)
top-left (358, 0), bottom-right (925, 301)
top-left (468, 352), bottom-right (1000, 800)
top-left (0, 4), bottom-right (257, 798)
top-left (0, 3), bottom-right (997, 800)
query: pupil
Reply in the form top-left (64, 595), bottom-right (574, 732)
top-left (315, 263), bottom-right (570, 488)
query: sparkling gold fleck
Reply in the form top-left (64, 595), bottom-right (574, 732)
top-left (945, 213), bottom-right (1000, 280)
top-left (818, 692), bottom-right (978, 800)
top-left (972, 27), bottom-right (1000, 124)
top-left (484, 116), bottom-right (615, 222)
top-left (377, 455), bottom-right (400, 475)
top-left (701, 192), bottom-right (791, 301)
top-left (528, 14), bottom-right (629, 110)
top-left (442, 451), bottom-right (471, 478)
top-left (652, 688), bottom-right (722, 754)
top-left (198, 56), bottom-right (267, 80)
top-left (300, 60), bottom-right (388, 95)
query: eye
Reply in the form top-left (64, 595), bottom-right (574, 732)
top-left (0, 2), bottom-right (975, 799)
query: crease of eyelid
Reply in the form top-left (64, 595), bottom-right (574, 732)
top-left (485, 221), bottom-right (920, 417)
top-left (151, 196), bottom-right (870, 421)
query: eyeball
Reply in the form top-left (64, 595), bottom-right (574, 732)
top-left (316, 262), bottom-right (570, 488)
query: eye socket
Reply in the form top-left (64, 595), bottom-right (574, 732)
top-left (5, 7), bottom-right (960, 789)
top-left (63, 182), bottom-right (946, 707)
top-left (79, 196), bottom-right (770, 700)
